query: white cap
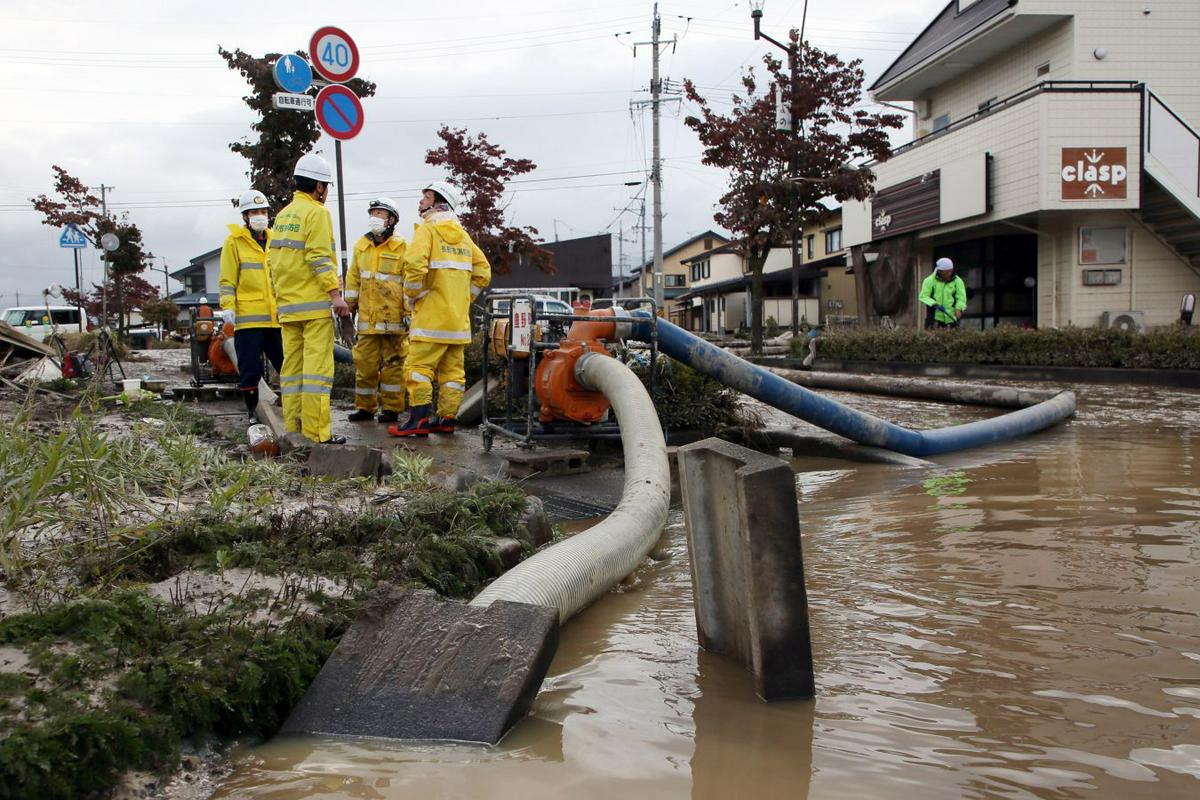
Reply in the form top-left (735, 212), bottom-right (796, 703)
top-left (294, 153), bottom-right (334, 183)
top-left (423, 181), bottom-right (464, 212)
top-left (237, 189), bottom-right (269, 213)
top-left (935, 257), bottom-right (954, 272)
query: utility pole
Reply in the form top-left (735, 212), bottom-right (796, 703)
top-left (633, 3), bottom-right (678, 314)
top-left (638, 197), bottom-right (649, 298)
top-left (751, 1), bottom-right (807, 336)
top-left (90, 183), bottom-right (114, 330)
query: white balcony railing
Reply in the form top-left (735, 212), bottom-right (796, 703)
top-left (1147, 92), bottom-right (1200, 202)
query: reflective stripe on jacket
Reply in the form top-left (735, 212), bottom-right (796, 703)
top-left (218, 224), bottom-right (279, 329)
top-left (270, 191), bottom-right (339, 323)
top-left (919, 272), bottom-right (967, 325)
top-left (346, 233), bottom-right (408, 335)
top-left (402, 214), bottom-right (490, 344)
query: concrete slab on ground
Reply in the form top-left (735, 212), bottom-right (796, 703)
top-left (281, 589), bottom-right (559, 744)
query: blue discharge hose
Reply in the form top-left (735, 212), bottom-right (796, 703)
top-left (628, 313), bottom-right (1075, 458)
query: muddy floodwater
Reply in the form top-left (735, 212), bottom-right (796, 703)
top-left (213, 381), bottom-right (1200, 799)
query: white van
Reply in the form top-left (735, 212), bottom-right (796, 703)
top-left (2, 306), bottom-right (89, 341)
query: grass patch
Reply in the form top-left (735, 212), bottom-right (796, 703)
top-left (797, 325), bottom-right (1200, 369)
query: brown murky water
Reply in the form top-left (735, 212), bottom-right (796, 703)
top-left (213, 382), bottom-right (1200, 799)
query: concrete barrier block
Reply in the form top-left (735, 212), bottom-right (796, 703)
top-left (281, 589), bottom-right (559, 744)
top-left (308, 444), bottom-right (384, 479)
top-left (677, 438), bottom-right (815, 701)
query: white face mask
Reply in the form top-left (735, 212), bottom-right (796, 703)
top-left (367, 216), bottom-right (388, 234)
top-left (247, 214), bottom-right (269, 232)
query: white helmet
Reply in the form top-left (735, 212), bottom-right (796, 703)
top-left (423, 181), bottom-right (463, 212)
top-left (368, 197), bottom-right (400, 220)
top-left (237, 189), bottom-right (269, 213)
top-left (294, 153), bottom-right (334, 183)
top-left (935, 257), bottom-right (954, 272)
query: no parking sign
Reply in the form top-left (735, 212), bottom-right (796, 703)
top-left (315, 84), bottom-right (364, 141)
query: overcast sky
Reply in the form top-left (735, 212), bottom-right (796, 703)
top-left (0, 0), bottom-right (946, 306)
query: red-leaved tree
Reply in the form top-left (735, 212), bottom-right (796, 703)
top-left (425, 127), bottom-right (554, 277)
top-left (31, 166), bottom-right (157, 333)
top-left (685, 33), bottom-right (902, 352)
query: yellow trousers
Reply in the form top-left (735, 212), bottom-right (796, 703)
top-left (280, 317), bottom-right (334, 442)
top-left (352, 334), bottom-right (407, 413)
top-left (405, 340), bottom-right (466, 418)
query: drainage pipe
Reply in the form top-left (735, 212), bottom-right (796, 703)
top-left (470, 352), bottom-right (671, 622)
top-left (630, 314), bottom-right (1075, 458)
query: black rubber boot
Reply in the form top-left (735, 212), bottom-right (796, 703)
top-left (244, 388), bottom-right (259, 422)
top-left (388, 405), bottom-right (432, 438)
top-left (377, 410), bottom-right (400, 424)
top-left (347, 409), bottom-right (374, 421)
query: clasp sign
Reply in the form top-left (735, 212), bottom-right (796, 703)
top-left (511, 299), bottom-right (533, 354)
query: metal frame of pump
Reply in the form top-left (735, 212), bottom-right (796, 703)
top-left (187, 306), bottom-right (241, 387)
top-left (479, 293), bottom-right (659, 452)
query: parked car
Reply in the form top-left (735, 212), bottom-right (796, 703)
top-left (2, 305), bottom-right (89, 341)
top-left (488, 295), bottom-right (575, 319)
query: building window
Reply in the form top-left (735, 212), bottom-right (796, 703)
top-left (933, 113), bottom-right (951, 133)
top-left (1079, 226), bottom-right (1127, 265)
top-left (665, 274), bottom-right (687, 288)
top-left (704, 237), bottom-right (713, 250)
top-left (690, 260), bottom-right (711, 281)
top-left (824, 228), bottom-right (842, 253)
top-left (806, 235), bottom-right (814, 259)
top-left (1036, 62), bottom-right (1050, 77)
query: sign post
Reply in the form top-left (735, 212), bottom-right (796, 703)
top-left (59, 224), bottom-right (89, 299)
top-left (309, 28), bottom-right (362, 283)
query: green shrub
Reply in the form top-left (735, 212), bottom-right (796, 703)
top-left (765, 316), bottom-right (780, 339)
top-left (793, 325), bottom-right (1200, 369)
top-left (634, 356), bottom-right (743, 434)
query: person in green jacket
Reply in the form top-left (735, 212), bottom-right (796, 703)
top-left (920, 258), bottom-right (967, 328)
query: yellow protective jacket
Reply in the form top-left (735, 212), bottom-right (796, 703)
top-left (270, 191), bottom-right (339, 323)
top-left (402, 214), bottom-right (490, 344)
top-left (347, 233), bottom-right (408, 335)
top-left (218, 224), bottom-right (279, 329)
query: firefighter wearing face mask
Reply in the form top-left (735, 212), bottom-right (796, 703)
top-left (218, 189), bottom-right (283, 422)
top-left (345, 197), bottom-right (409, 423)
top-left (389, 181), bottom-right (490, 437)
top-left (270, 153), bottom-right (352, 444)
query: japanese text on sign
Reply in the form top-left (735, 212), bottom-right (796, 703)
top-left (511, 299), bottom-right (532, 354)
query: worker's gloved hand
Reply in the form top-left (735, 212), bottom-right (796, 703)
top-left (221, 309), bottom-right (235, 327)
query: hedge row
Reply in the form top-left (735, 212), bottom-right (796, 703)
top-left (795, 326), bottom-right (1200, 370)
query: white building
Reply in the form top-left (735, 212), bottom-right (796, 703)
top-left (843, 0), bottom-right (1200, 330)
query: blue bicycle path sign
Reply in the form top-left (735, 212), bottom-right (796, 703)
top-left (273, 54), bottom-right (313, 94)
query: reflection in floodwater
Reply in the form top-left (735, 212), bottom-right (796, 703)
top-left (213, 382), bottom-right (1200, 799)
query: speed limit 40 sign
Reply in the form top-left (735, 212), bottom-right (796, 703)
top-left (309, 26), bottom-right (359, 83)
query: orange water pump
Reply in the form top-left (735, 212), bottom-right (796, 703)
top-left (534, 308), bottom-right (623, 424)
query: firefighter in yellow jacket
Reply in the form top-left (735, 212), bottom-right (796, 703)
top-left (270, 153), bottom-right (351, 444)
top-left (346, 197), bottom-right (408, 424)
top-left (218, 189), bottom-right (282, 422)
top-left (389, 181), bottom-right (490, 437)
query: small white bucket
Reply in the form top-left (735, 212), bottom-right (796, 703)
top-left (122, 378), bottom-right (142, 392)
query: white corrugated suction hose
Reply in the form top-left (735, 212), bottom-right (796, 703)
top-left (470, 352), bottom-right (671, 622)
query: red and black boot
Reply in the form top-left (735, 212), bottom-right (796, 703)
top-left (388, 405), bottom-right (432, 438)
